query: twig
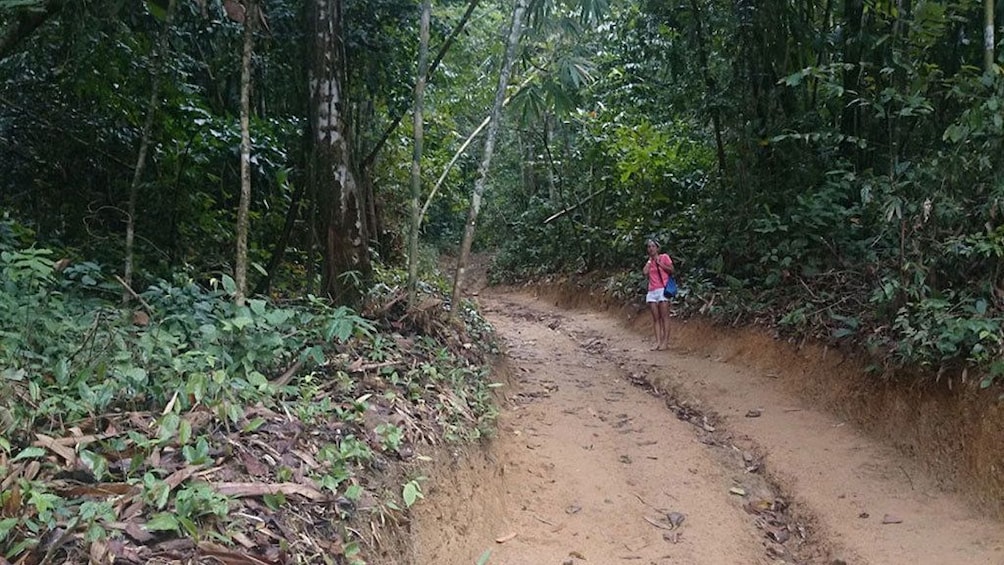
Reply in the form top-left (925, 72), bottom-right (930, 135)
top-left (114, 274), bottom-right (154, 315)
top-left (899, 465), bottom-right (915, 490)
top-left (642, 516), bottom-right (674, 531)
top-left (532, 514), bottom-right (555, 526)
top-left (798, 277), bottom-right (819, 300)
top-left (632, 492), bottom-right (664, 512)
top-left (273, 358), bottom-right (304, 387)
top-left (38, 518), bottom-right (79, 565)
top-left (348, 360), bottom-right (401, 373)
top-left (67, 309), bottom-right (105, 362)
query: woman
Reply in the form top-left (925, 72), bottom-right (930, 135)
top-left (643, 239), bottom-right (674, 351)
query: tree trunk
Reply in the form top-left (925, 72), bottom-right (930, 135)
top-left (254, 178), bottom-right (303, 296)
top-left (419, 73), bottom-right (535, 226)
top-left (689, 0), bottom-right (726, 178)
top-left (309, 0), bottom-right (370, 306)
top-left (407, 0), bottom-right (432, 304)
top-left (985, 0), bottom-right (996, 73)
top-left (123, 0), bottom-right (175, 302)
top-left (235, 0), bottom-right (257, 305)
top-left (450, 0), bottom-right (528, 314)
top-left (360, 0), bottom-right (482, 171)
top-left (840, 0), bottom-right (863, 162)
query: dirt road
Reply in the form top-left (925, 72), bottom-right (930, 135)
top-left (413, 291), bottom-right (1004, 565)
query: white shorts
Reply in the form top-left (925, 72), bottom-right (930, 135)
top-left (646, 290), bottom-right (668, 303)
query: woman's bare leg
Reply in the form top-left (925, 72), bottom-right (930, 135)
top-left (648, 301), bottom-right (663, 349)
top-left (657, 301), bottom-right (671, 349)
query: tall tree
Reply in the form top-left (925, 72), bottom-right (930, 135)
top-left (407, 0), bottom-right (432, 304)
top-left (309, 0), bottom-right (370, 306)
top-left (122, 0), bottom-right (176, 301)
top-left (450, 0), bottom-right (528, 312)
top-left (985, 0), bottom-right (995, 72)
top-left (235, 0), bottom-right (259, 305)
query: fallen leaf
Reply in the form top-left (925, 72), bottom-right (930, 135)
top-left (197, 540), bottom-right (277, 565)
top-left (33, 433), bottom-right (76, 466)
top-left (743, 499), bottom-right (773, 515)
top-left (162, 391), bottom-right (179, 416)
top-left (745, 409), bottom-right (763, 418)
top-left (231, 531), bottom-right (257, 549)
top-left (881, 514), bottom-right (903, 524)
top-left (565, 504), bottom-right (582, 515)
top-left (165, 465), bottom-right (204, 489)
top-left (767, 527), bottom-right (790, 543)
top-left (60, 483), bottom-right (137, 497)
top-left (240, 451), bottom-right (268, 477)
top-left (494, 532), bottom-right (517, 544)
top-left (212, 482), bottom-right (326, 501)
top-left (89, 538), bottom-right (110, 564)
top-left (106, 522), bottom-right (155, 543)
top-left (23, 460), bottom-right (40, 481)
top-left (729, 487), bottom-right (747, 496)
top-left (569, 550), bottom-right (586, 559)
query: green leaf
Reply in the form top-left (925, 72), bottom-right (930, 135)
top-left (476, 549), bottom-right (492, 565)
top-left (344, 484), bottom-right (363, 501)
top-left (0, 517), bottom-right (19, 542)
top-left (325, 318), bottom-right (353, 343)
top-left (178, 419), bottom-right (192, 446)
top-left (402, 480), bottom-right (423, 508)
top-left (249, 299), bottom-right (266, 317)
top-left (263, 492), bottom-right (286, 510)
top-left (145, 0), bottom-right (166, 20)
top-left (145, 513), bottom-right (179, 532)
top-left (79, 450), bottom-right (109, 482)
top-left (158, 413), bottom-right (181, 445)
top-left (123, 367), bottom-right (148, 383)
top-left (0, 0), bottom-right (44, 8)
top-left (974, 299), bottom-right (988, 316)
top-left (248, 371), bottom-right (268, 389)
top-left (12, 446), bottom-right (46, 462)
top-left (242, 418), bottom-right (265, 433)
top-left (781, 70), bottom-right (805, 86)
top-left (221, 275), bottom-right (237, 295)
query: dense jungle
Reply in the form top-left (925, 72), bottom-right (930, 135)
top-left (1, 0), bottom-right (1002, 562)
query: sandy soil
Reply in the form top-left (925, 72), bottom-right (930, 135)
top-left (412, 291), bottom-right (1004, 565)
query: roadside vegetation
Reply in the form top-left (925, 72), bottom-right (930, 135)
top-left (484, 0), bottom-right (1004, 386)
top-left (0, 239), bottom-right (499, 563)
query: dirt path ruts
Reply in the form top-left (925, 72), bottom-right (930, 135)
top-left (413, 292), bottom-right (1004, 565)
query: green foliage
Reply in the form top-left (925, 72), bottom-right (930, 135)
top-left (481, 0), bottom-right (1004, 386)
top-left (0, 237), bottom-right (502, 560)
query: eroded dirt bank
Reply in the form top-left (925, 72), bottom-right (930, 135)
top-left (413, 290), bottom-right (1004, 565)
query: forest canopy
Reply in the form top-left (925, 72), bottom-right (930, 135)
top-left (1, 0), bottom-right (1003, 382)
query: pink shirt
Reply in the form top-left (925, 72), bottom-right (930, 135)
top-left (647, 253), bottom-right (674, 291)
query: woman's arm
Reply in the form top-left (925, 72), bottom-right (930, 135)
top-left (659, 254), bottom-right (674, 274)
